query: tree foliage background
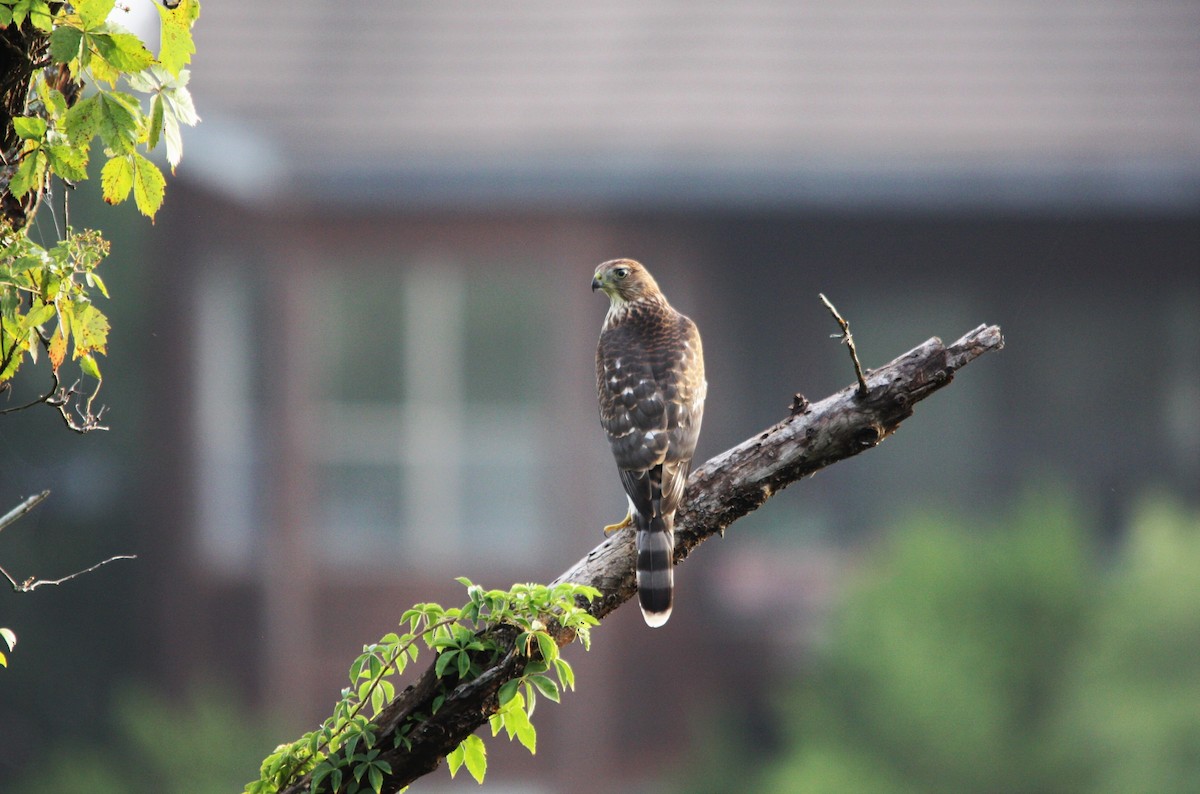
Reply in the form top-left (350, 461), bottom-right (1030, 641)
top-left (682, 492), bottom-right (1200, 794)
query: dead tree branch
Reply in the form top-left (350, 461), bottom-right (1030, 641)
top-left (283, 323), bottom-right (1004, 794)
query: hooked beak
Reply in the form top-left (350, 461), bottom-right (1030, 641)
top-left (591, 275), bottom-right (603, 292)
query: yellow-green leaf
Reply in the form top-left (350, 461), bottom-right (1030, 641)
top-left (101, 155), bottom-right (134, 204)
top-left (46, 145), bottom-right (89, 183)
top-left (131, 152), bottom-right (166, 220)
top-left (27, 0), bottom-right (53, 32)
top-left (10, 150), bottom-right (44, 199)
top-left (156, 0), bottom-right (198, 77)
top-left (446, 743), bottom-right (465, 778)
top-left (73, 303), bottom-right (110, 356)
top-left (462, 734), bottom-right (487, 784)
top-left (65, 94), bottom-right (101, 144)
top-left (12, 116), bottom-right (46, 140)
top-left (76, 0), bottom-right (116, 29)
top-left (79, 353), bottom-right (102, 381)
top-left (86, 44), bottom-right (121, 86)
top-left (92, 32), bottom-right (156, 73)
top-left (22, 303), bottom-right (57, 330)
top-left (87, 272), bottom-right (110, 299)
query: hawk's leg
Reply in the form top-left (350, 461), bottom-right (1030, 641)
top-left (602, 511), bottom-right (633, 535)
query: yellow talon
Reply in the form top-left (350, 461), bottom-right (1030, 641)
top-left (603, 511), bottom-right (634, 535)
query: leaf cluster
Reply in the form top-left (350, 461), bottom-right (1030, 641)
top-left (247, 578), bottom-right (599, 794)
top-left (10, 0), bottom-right (200, 220)
top-left (1, 0), bottom-right (200, 427)
top-left (2, 228), bottom-right (109, 386)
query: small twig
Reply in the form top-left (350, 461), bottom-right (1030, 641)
top-left (0, 490), bottom-right (49, 534)
top-left (2, 554), bottom-right (137, 593)
top-left (0, 370), bottom-right (60, 416)
top-left (819, 293), bottom-right (869, 396)
top-left (0, 490), bottom-right (134, 592)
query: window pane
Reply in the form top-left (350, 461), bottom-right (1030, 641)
top-left (316, 461), bottom-right (404, 560)
top-left (462, 273), bottom-right (549, 405)
top-left (313, 270), bottom-right (407, 402)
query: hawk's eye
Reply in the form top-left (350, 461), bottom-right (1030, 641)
top-left (614, 267), bottom-right (630, 279)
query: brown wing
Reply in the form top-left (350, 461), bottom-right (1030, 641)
top-left (597, 304), bottom-right (706, 516)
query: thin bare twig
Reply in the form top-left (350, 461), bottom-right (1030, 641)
top-left (0, 490), bottom-right (49, 534)
top-left (2, 554), bottom-right (137, 593)
top-left (0, 489), bottom-right (134, 592)
top-left (819, 293), bottom-right (869, 396)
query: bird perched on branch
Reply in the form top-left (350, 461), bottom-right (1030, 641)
top-left (592, 259), bottom-right (706, 627)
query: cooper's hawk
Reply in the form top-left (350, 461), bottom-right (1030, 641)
top-left (592, 259), bottom-right (706, 627)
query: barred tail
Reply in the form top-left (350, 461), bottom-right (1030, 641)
top-left (636, 513), bottom-right (674, 628)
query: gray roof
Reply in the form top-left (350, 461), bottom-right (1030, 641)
top-left (186, 1), bottom-right (1200, 208)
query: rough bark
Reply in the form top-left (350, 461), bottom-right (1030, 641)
top-left (0, 13), bottom-right (48, 231)
top-left (282, 323), bottom-right (1004, 794)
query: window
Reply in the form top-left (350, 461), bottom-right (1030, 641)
top-left (309, 260), bottom-right (553, 566)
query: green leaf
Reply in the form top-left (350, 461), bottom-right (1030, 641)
top-left (368, 763), bottom-right (384, 793)
top-left (10, 149), bottom-right (44, 199)
top-left (91, 32), bottom-right (156, 72)
top-left (101, 155), bottom-right (134, 204)
top-left (446, 743), bottom-right (465, 778)
top-left (462, 734), bottom-right (487, 784)
top-left (27, 0), bottom-right (53, 32)
top-left (147, 94), bottom-right (164, 150)
top-left (497, 678), bottom-right (520, 706)
top-left (13, 116), bottom-right (46, 140)
top-left (76, 0), bottom-right (117, 29)
top-left (79, 353), bottom-right (102, 381)
top-left (73, 304), bottom-right (110, 356)
top-left (88, 272), bottom-right (110, 299)
top-left (554, 657), bottom-right (575, 691)
top-left (1, 628), bottom-right (15, 652)
top-left (49, 24), bottom-right (85, 64)
top-left (131, 152), bottom-right (165, 219)
top-left (507, 704), bottom-right (537, 754)
top-left (156, 0), bottom-right (198, 77)
top-left (22, 303), bottom-right (56, 330)
top-left (527, 673), bottom-right (560, 703)
top-left (435, 649), bottom-right (459, 678)
top-left (96, 92), bottom-right (140, 154)
top-left (46, 145), bottom-right (89, 183)
top-left (309, 760), bottom-right (335, 790)
top-left (535, 631), bottom-right (558, 663)
top-left (34, 78), bottom-right (64, 118)
top-left (65, 94), bottom-right (102, 145)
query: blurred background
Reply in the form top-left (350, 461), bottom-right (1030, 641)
top-left (2, 2), bottom-right (1198, 792)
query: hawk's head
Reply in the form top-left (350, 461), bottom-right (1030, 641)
top-left (591, 259), bottom-right (662, 305)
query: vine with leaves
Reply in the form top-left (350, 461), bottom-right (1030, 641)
top-left (247, 578), bottom-right (600, 794)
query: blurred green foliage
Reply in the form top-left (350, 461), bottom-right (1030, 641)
top-left (11, 685), bottom-right (278, 794)
top-left (693, 492), bottom-right (1200, 794)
